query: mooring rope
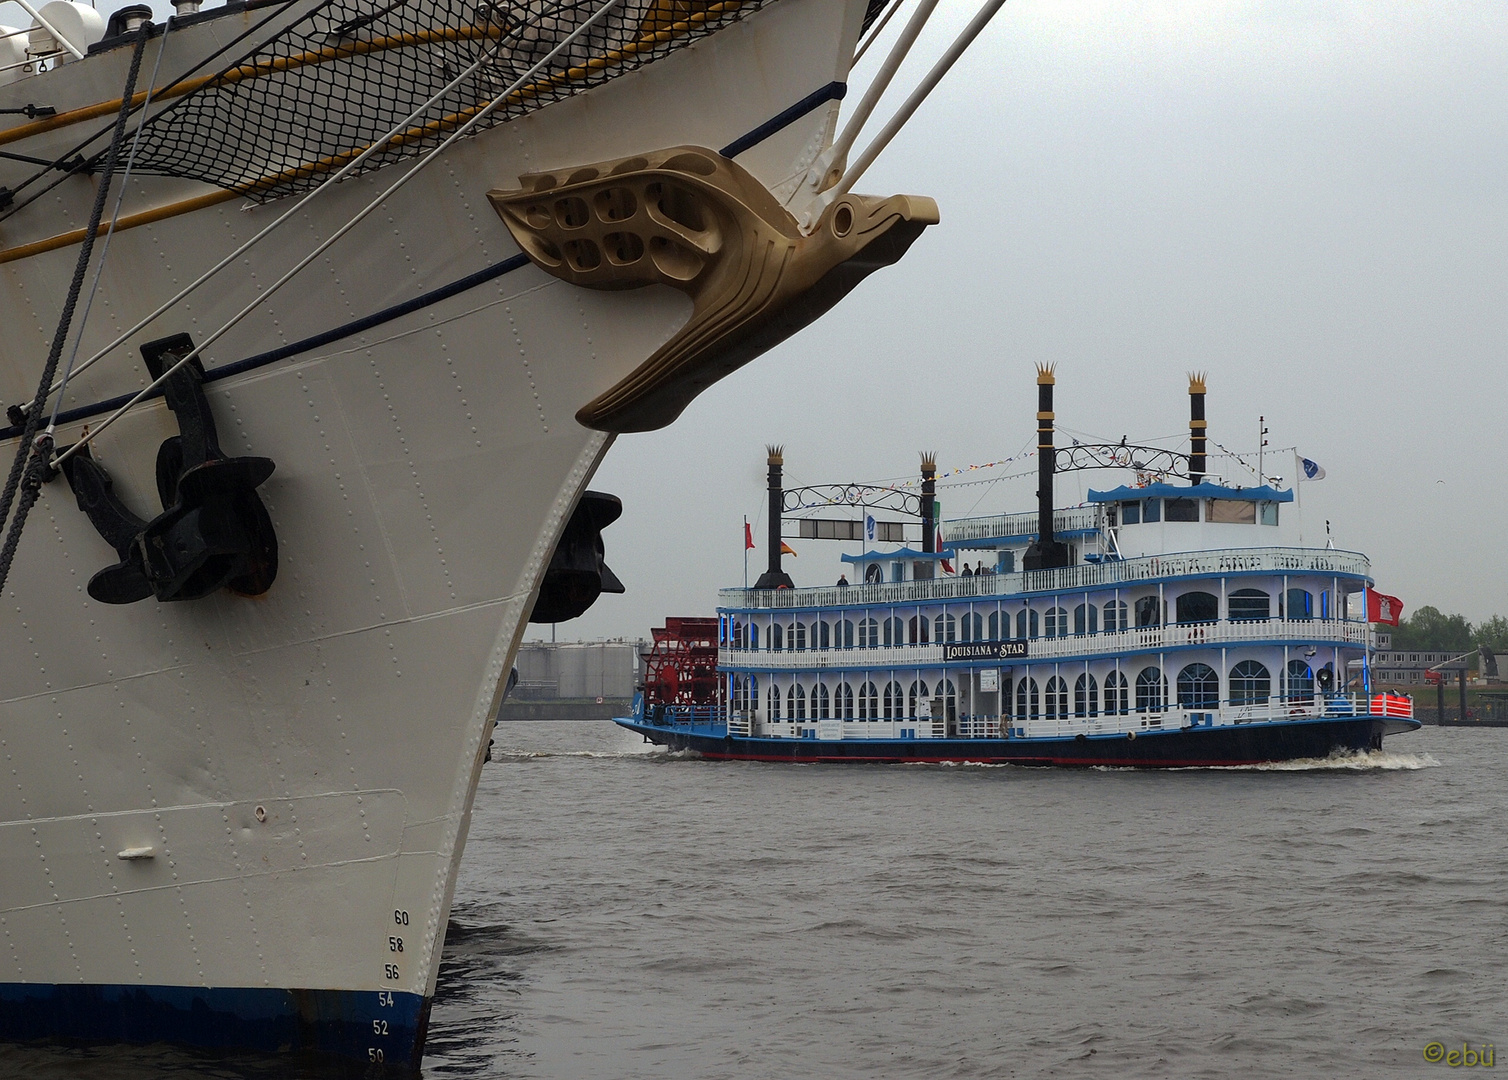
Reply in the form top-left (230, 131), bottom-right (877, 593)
top-left (0, 24), bottom-right (151, 598)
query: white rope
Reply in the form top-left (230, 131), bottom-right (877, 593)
top-left (54, 0), bottom-right (626, 469)
top-left (798, 0), bottom-right (937, 209)
top-left (34, 0), bottom-right (609, 414)
top-left (47, 19), bottom-right (174, 433)
top-left (853, 0), bottom-right (906, 65)
top-left (832, 0), bottom-right (1008, 200)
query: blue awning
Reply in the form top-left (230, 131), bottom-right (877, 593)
top-left (841, 547), bottom-right (957, 563)
top-left (1087, 483), bottom-right (1293, 504)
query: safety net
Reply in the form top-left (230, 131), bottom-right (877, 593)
top-left (123, 0), bottom-right (784, 201)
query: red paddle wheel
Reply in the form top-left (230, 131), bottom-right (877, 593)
top-left (641, 617), bottom-right (720, 708)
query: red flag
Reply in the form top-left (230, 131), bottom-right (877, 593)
top-left (744, 521), bottom-right (754, 550)
top-left (1366, 588), bottom-right (1403, 626)
top-left (938, 529), bottom-right (954, 574)
top-left (780, 541), bottom-right (797, 557)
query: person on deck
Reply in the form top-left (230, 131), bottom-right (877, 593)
top-left (836, 574), bottom-right (849, 587)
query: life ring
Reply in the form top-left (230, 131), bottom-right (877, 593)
top-left (1127, 730), bottom-right (1136, 741)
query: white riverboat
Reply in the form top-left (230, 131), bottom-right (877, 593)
top-left (619, 370), bottom-right (1420, 765)
top-left (0, 0), bottom-right (979, 1064)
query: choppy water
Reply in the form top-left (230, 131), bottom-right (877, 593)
top-left (4, 722), bottom-right (1504, 1079)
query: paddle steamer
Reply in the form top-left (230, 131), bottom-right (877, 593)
top-left (619, 370), bottom-right (1420, 765)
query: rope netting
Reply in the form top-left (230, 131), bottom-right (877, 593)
top-left (124, 0), bottom-right (779, 201)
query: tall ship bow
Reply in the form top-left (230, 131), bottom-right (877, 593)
top-left (0, 0), bottom-right (949, 1064)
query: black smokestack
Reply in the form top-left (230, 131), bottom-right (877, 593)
top-left (920, 452), bottom-right (936, 553)
top-left (1188, 372), bottom-right (1207, 485)
top-left (1023, 364), bottom-right (1069, 571)
top-left (753, 445), bottom-right (793, 590)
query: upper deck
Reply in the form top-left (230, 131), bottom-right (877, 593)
top-left (720, 544), bottom-right (1371, 612)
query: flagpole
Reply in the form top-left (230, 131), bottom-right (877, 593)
top-left (743, 515), bottom-right (749, 589)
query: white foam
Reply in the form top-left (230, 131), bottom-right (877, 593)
top-left (1224, 749), bottom-right (1441, 772)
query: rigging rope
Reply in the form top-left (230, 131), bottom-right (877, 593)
top-left (49, 21), bottom-right (175, 431)
top-left (0, 25), bottom-right (151, 598)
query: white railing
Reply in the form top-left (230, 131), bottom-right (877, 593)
top-left (721, 617), bottom-right (1369, 669)
top-left (943, 506), bottom-right (1102, 544)
top-left (719, 546), bottom-right (1370, 611)
top-left (1014, 691), bottom-right (1413, 739)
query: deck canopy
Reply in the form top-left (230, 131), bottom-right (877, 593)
top-left (840, 547), bottom-right (957, 563)
top-left (1088, 483), bottom-right (1294, 503)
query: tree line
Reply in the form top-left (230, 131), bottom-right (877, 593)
top-left (1379, 607), bottom-right (1508, 653)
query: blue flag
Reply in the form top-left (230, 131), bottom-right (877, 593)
top-left (1297, 453), bottom-right (1326, 481)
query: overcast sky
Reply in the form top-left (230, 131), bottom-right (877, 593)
top-left (550, 0), bottom-right (1508, 642)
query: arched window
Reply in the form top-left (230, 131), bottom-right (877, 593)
top-left (1103, 600), bottom-right (1128, 633)
top-left (908, 680), bottom-right (930, 716)
top-left (787, 683), bottom-right (806, 719)
top-left (1135, 667), bottom-right (1167, 713)
top-left (960, 611), bottom-right (983, 642)
top-left (1075, 673), bottom-right (1099, 717)
top-left (1016, 608), bottom-right (1039, 639)
top-left (1103, 670), bottom-right (1129, 715)
top-left (1045, 676), bottom-right (1069, 719)
top-left (1230, 660), bottom-right (1271, 705)
top-left (1044, 607), bottom-right (1069, 638)
top-left (791, 622), bottom-right (808, 651)
top-left (883, 617), bottom-right (903, 646)
top-left (908, 616), bottom-right (930, 644)
top-left (1073, 603), bottom-right (1098, 636)
top-left (730, 674), bottom-right (746, 711)
top-left (836, 682), bottom-right (855, 719)
top-left (748, 675), bottom-right (759, 715)
top-left (1134, 596), bottom-right (1162, 628)
top-left (1177, 663), bottom-right (1219, 709)
top-left (769, 684), bottom-right (781, 720)
top-left (988, 611), bottom-right (1003, 640)
top-left (883, 681), bottom-right (902, 719)
top-left (1176, 592), bottom-right (1218, 625)
top-left (859, 618), bottom-right (878, 648)
top-left (1284, 589), bottom-right (1313, 620)
top-left (1285, 659), bottom-right (1314, 704)
top-left (816, 621), bottom-right (831, 649)
top-left (859, 681), bottom-right (878, 719)
top-left (770, 623), bottom-right (784, 652)
top-left (940, 679), bottom-right (957, 723)
top-left (1015, 677), bottom-right (1040, 720)
top-left (838, 619), bottom-right (855, 649)
top-left (731, 621), bottom-right (745, 649)
top-left (1228, 589), bottom-right (1270, 622)
top-left (813, 683), bottom-right (831, 719)
top-left (934, 612), bottom-right (957, 643)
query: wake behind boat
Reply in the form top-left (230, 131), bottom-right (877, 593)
top-left (0, 0), bottom-right (998, 1065)
top-left (618, 369), bottom-right (1421, 766)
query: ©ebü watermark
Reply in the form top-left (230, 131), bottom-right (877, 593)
top-left (1424, 1042), bottom-right (1495, 1067)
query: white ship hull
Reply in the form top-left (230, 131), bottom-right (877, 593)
top-left (0, 0), bottom-right (916, 1062)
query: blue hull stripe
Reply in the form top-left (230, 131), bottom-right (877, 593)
top-left (719, 80), bottom-right (846, 159)
top-left (0, 982), bottom-right (429, 1066)
top-left (0, 80), bottom-right (845, 443)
